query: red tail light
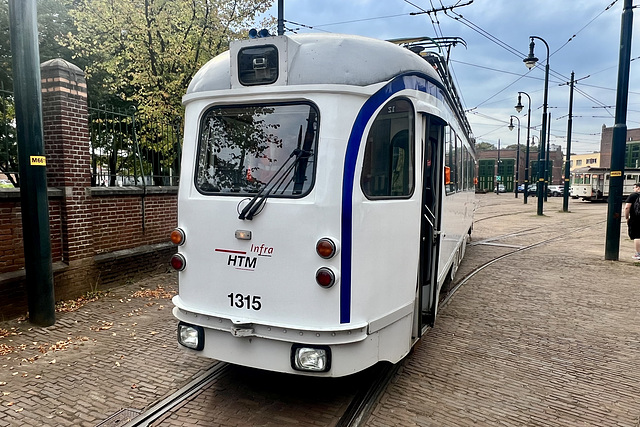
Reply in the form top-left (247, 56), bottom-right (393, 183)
top-left (170, 254), bottom-right (186, 271)
top-left (316, 267), bottom-right (335, 288)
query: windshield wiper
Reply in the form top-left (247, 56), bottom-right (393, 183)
top-left (238, 148), bottom-right (311, 220)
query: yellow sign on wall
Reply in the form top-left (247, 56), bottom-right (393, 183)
top-left (610, 170), bottom-right (622, 177)
top-left (30, 156), bottom-right (46, 166)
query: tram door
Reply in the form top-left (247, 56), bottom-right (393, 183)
top-left (418, 114), bottom-right (444, 331)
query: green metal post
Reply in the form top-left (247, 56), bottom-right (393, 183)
top-left (277, 0), bottom-right (284, 35)
top-left (563, 72), bottom-right (574, 212)
top-left (605, 0), bottom-right (633, 260)
top-left (8, 0), bottom-right (55, 325)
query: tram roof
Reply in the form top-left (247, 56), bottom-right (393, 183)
top-left (187, 33), bottom-right (443, 93)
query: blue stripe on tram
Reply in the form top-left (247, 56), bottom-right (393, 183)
top-left (340, 74), bottom-right (432, 324)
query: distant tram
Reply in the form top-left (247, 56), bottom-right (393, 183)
top-left (570, 167), bottom-right (640, 201)
top-left (170, 32), bottom-right (477, 377)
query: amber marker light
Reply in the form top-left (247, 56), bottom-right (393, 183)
top-left (316, 238), bottom-right (337, 259)
top-left (170, 228), bottom-right (185, 245)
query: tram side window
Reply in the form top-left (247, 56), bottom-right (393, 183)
top-left (456, 135), bottom-right (463, 192)
top-left (361, 99), bottom-right (415, 198)
top-left (444, 129), bottom-right (456, 195)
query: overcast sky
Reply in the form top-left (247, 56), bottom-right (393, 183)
top-left (260, 0), bottom-right (640, 155)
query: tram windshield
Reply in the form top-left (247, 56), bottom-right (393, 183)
top-left (195, 103), bottom-right (319, 196)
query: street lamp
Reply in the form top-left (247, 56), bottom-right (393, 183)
top-left (524, 36), bottom-right (550, 216)
top-left (515, 92), bottom-right (532, 204)
top-left (508, 115), bottom-right (521, 198)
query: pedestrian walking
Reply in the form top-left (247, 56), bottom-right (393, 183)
top-left (624, 182), bottom-right (640, 260)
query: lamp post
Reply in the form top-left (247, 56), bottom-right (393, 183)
top-left (524, 36), bottom-right (550, 216)
top-left (508, 115), bottom-right (521, 198)
top-left (515, 92), bottom-right (532, 204)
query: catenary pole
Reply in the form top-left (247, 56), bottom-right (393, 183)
top-left (605, 0), bottom-right (633, 260)
top-left (605, 0), bottom-right (634, 260)
top-left (8, 0), bottom-right (55, 325)
top-left (563, 72), bottom-right (575, 212)
top-left (277, 0), bottom-right (284, 35)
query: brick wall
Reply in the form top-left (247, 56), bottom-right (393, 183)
top-left (0, 191), bottom-right (63, 275)
top-left (0, 59), bottom-right (178, 320)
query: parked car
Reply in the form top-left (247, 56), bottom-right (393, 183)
top-left (547, 185), bottom-right (564, 197)
top-left (523, 183), bottom-right (551, 197)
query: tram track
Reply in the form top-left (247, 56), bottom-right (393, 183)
top-left (121, 219), bottom-right (605, 427)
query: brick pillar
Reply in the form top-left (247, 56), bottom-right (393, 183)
top-left (40, 59), bottom-right (93, 263)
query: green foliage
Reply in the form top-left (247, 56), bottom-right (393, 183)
top-left (62, 0), bottom-right (275, 122)
top-left (0, 0), bottom-right (76, 91)
top-left (476, 141), bottom-right (496, 151)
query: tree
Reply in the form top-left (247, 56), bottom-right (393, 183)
top-left (0, 0), bottom-right (76, 92)
top-left (476, 141), bottom-right (496, 151)
top-left (62, 0), bottom-right (274, 120)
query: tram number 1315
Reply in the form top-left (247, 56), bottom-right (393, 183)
top-left (228, 293), bottom-right (262, 310)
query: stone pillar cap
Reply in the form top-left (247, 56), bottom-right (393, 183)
top-left (41, 58), bottom-right (85, 82)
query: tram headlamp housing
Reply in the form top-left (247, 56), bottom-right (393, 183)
top-left (291, 345), bottom-right (331, 373)
top-left (178, 322), bottom-right (204, 351)
top-left (238, 45), bottom-right (278, 86)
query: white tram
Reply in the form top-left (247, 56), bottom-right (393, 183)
top-left (570, 167), bottom-right (640, 201)
top-left (170, 33), bottom-right (476, 377)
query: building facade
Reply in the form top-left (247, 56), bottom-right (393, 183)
top-left (475, 146), bottom-right (563, 192)
top-left (599, 125), bottom-right (640, 169)
top-left (569, 152), bottom-right (600, 172)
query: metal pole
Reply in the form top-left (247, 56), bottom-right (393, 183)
top-left (525, 36), bottom-right (550, 215)
top-left (518, 92), bottom-right (532, 205)
top-left (277, 0), bottom-right (284, 35)
top-left (563, 71), bottom-right (575, 212)
top-left (8, 0), bottom-right (55, 326)
top-left (496, 139), bottom-right (501, 194)
top-left (544, 112), bottom-right (551, 202)
top-left (605, 0), bottom-right (633, 260)
top-left (510, 115), bottom-right (521, 198)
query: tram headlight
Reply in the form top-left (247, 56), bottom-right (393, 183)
top-left (178, 322), bottom-right (204, 351)
top-left (291, 345), bottom-right (331, 372)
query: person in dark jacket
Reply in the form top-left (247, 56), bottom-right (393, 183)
top-left (624, 182), bottom-right (640, 260)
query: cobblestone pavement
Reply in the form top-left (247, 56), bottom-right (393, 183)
top-left (0, 273), bottom-right (213, 427)
top-left (1, 194), bottom-right (639, 427)
top-left (367, 194), bottom-right (640, 427)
